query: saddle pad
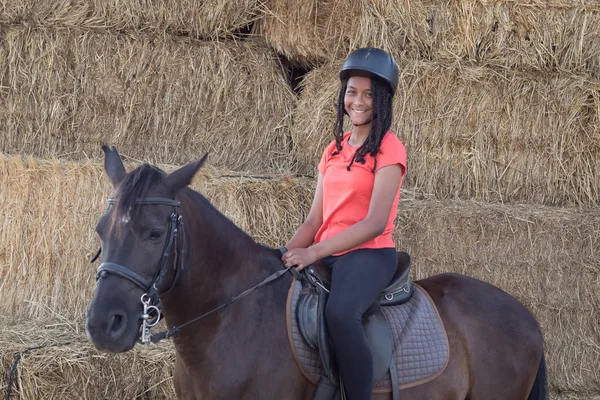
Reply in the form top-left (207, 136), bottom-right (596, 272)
top-left (286, 280), bottom-right (449, 392)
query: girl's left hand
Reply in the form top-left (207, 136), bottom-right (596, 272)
top-left (281, 247), bottom-right (318, 271)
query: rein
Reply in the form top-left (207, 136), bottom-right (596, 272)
top-left (148, 258), bottom-right (298, 344)
top-left (92, 196), bottom-right (299, 345)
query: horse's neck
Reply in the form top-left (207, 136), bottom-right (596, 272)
top-left (161, 188), bottom-right (284, 337)
top-left (159, 191), bottom-right (297, 393)
top-left (183, 189), bottom-right (262, 274)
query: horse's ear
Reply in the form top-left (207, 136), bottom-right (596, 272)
top-left (165, 153), bottom-right (208, 193)
top-left (102, 145), bottom-right (127, 189)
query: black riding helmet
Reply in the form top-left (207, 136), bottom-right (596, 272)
top-left (340, 47), bottom-right (399, 95)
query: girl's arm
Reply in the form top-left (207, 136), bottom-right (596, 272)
top-left (284, 173), bottom-right (324, 250)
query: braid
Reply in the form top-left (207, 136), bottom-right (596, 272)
top-left (348, 78), bottom-right (394, 172)
top-left (331, 81), bottom-right (347, 156)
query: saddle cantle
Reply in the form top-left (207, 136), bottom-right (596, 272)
top-left (288, 252), bottom-right (449, 399)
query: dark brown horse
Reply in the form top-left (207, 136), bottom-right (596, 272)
top-left (86, 146), bottom-right (546, 400)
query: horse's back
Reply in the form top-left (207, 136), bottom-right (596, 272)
top-left (416, 273), bottom-right (542, 345)
top-left (416, 273), bottom-right (544, 399)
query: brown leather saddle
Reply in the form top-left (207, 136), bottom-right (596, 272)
top-left (296, 251), bottom-right (413, 400)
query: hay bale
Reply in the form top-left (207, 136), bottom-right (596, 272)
top-left (0, 318), bottom-right (176, 399)
top-left (257, 0), bottom-right (600, 78)
top-left (0, 319), bottom-right (596, 399)
top-left (0, 0), bottom-right (260, 39)
top-left (0, 157), bottom-right (110, 321)
top-left (550, 394), bottom-right (600, 400)
top-left (0, 320), bottom-right (598, 400)
top-left (393, 199), bottom-right (600, 393)
top-left (292, 61), bottom-right (600, 206)
top-left (1, 155), bottom-right (599, 393)
top-left (0, 26), bottom-right (296, 172)
top-left (0, 155), bottom-right (314, 321)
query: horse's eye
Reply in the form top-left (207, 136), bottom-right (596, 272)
top-left (149, 229), bottom-right (164, 239)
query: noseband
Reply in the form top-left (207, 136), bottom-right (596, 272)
top-left (93, 197), bottom-right (183, 343)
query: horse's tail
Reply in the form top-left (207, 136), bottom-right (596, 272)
top-left (527, 352), bottom-right (547, 400)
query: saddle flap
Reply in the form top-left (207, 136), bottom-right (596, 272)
top-left (297, 286), bottom-right (320, 349)
top-left (295, 278), bottom-right (393, 386)
top-left (387, 252), bottom-right (411, 287)
top-left (364, 312), bottom-right (393, 381)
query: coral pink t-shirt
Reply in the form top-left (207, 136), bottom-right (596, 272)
top-left (314, 131), bottom-right (406, 255)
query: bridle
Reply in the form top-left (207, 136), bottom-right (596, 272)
top-left (91, 196), bottom-right (298, 345)
top-left (92, 197), bottom-right (183, 344)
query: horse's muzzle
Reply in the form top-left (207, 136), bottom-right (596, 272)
top-left (86, 307), bottom-right (139, 353)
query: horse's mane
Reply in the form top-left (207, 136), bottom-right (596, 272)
top-left (184, 186), bottom-right (255, 244)
top-left (109, 164), bottom-right (254, 248)
top-left (109, 164), bottom-right (165, 233)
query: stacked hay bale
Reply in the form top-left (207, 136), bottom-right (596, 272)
top-left (258, 0), bottom-right (600, 76)
top-left (0, 0), bottom-right (599, 399)
top-left (0, 1), bottom-right (297, 398)
top-left (0, 26), bottom-right (296, 171)
top-left (293, 61), bottom-right (600, 205)
top-left (273, 2), bottom-right (600, 398)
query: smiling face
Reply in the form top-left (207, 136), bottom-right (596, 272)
top-left (344, 75), bottom-right (373, 127)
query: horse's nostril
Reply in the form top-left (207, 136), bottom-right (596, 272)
top-left (108, 312), bottom-right (127, 338)
top-left (110, 314), bottom-right (122, 330)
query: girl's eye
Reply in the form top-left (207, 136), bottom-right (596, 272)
top-left (149, 229), bottom-right (163, 239)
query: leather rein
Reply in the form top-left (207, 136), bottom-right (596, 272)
top-left (91, 196), bottom-right (297, 345)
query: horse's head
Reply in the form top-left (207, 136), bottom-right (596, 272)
top-left (86, 145), bottom-right (207, 353)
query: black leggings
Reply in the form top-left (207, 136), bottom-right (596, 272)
top-left (322, 248), bottom-right (398, 400)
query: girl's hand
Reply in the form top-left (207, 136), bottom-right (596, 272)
top-left (281, 247), bottom-right (318, 271)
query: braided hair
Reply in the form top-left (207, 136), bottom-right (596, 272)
top-left (331, 77), bottom-right (394, 172)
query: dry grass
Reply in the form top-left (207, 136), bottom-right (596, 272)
top-left (292, 61), bottom-right (600, 206)
top-left (550, 394), bottom-right (600, 400)
top-left (1, 154), bottom-right (599, 393)
top-left (257, 0), bottom-right (600, 77)
top-left (0, 155), bottom-right (314, 321)
top-left (0, 318), bottom-right (176, 399)
top-left (0, 318), bottom-right (597, 399)
top-left (393, 199), bottom-right (600, 393)
top-left (0, 26), bottom-right (296, 172)
top-left (0, 0), bottom-right (260, 39)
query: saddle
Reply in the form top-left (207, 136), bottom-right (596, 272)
top-left (296, 251), bottom-right (413, 400)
